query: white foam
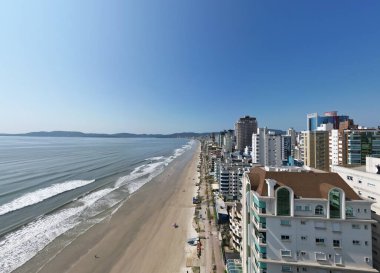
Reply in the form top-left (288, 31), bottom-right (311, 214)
top-left (114, 161), bottom-right (166, 188)
top-left (126, 140), bottom-right (194, 194)
top-left (0, 189), bottom-right (111, 273)
top-left (0, 180), bottom-right (96, 216)
top-left (145, 156), bottom-right (164, 161)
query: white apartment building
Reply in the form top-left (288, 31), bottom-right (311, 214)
top-left (252, 128), bottom-right (282, 167)
top-left (329, 129), bottom-right (340, 167)
top-left (331, 157), bottom-right (380, 270)
top-left (229, 202), bottom-right (243, 252)
top-left (216, 157), bottom-right (250, 200)
top-left (242, 166), bottom-right (378, 273)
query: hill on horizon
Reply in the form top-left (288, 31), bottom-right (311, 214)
top-left (0, 130), bottom-right (211, 139)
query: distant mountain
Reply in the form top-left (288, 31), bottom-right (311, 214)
top-left (0, 131), bottom-right (210, 139)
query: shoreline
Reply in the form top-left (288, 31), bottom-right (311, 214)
top-left (14, 141), bottom-right (200, 273)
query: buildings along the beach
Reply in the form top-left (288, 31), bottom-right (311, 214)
top-left (241, 166), bottom-right (378, 273)
top-left (331, 156), bottom-right (380, 270)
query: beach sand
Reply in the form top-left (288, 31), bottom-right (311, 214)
top-left (16, 142), bottom-right (200, 273)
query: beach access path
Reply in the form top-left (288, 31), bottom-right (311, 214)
top-left (15, 142), bottom-right (200, 273)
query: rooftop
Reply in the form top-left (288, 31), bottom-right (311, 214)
top-left (248, 166), bottom-right (361, 200)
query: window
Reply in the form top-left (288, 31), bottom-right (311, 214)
top-left (352, 224), bottom-right (360, 229)
top-left (315, 238), bottom-right (325, 244)
top-left (365, 225), bottom-right (368, 230)
top-left (364, 209), bottom-right (367, 213)
top-left (295, 205), bottom-right (302, 211)
top-left (329, 189), bottom-right (341, 219)
top-left (368, 183), bottom-right (375, 187)
top-left (281, 235), bottom-right (290, 241)
top-left (359, 180), bottom-right (362, 184)
top-left (335, 254), bottom-right (343, 265)
top-left (365, 257), bottom-right (370, 263)
top-left (353, 240), bottom-right (360, 245)
top-left (357, 208), bottom-right (361, 213)
top-left (281, 265), bottom-right (292, 272)
top-left (346, 207), bottom-right (354, 217)
top-left (281, 220), bottom-right (291, 226)
top-left (301, 236), bottom-right (307, 240)
top-left (315, 205), bottom-right (324, 215)
top-left (304, 205), bottom-right (311, 211)
top-left (277, 188), bottom-right (291, 216)
top-left (315, 252), bottom-right (327, 261)
top-left (347, 175), bottom-right (353, 180)
top-left (281, 249), bottom-right (292, 257)
top-left (301, 267), bottom-right (307, 272)
top-left (333, 240), bottom-right (341, 247)
top-left (365, 241), bottom-right (369, 246)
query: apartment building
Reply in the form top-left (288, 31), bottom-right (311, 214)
top-left (242, 166), bottom-right (378, 273)
top-left (235, 116), bottom-right (258, 151)
top-left (332, 156), bottom-right (380, 270)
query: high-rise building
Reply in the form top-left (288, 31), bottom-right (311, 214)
top-left (329, 129), bottom-right (380, 167)
top-left (235, 116), bottom-right (258, 151)
top-left (281, 135), bottom-right (292, 163)
top-left (331, 157), bottom-right (380, 270)
top-left (303, 130), bottom-right (330, 171)
top-left (241, 166), bottom-right (378, 273)
top-left (346, 130), bottom-right (380, 165)
top-left (252, 128), bottom-right (283, 167)
top-left (307, 111), bottom-right (350, 131)
top-left (287, 128), bottom-right (297, 156)
top-left (223, 130), bottom-right (234, 153)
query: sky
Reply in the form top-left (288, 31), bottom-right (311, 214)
top-left (0, 0), bottom-right (379, 134)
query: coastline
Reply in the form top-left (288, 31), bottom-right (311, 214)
top-left (14, 140), bottom-right (200, 273)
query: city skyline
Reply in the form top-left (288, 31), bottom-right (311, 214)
top-left (1, 1), bottom-right (379, 134)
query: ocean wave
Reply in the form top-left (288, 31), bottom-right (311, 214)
top-left (126, 140), bottom-right (194, 193)
top-left (0, 189), bottom-right (112, 273)
top-left (145, 156), bottom-right (164, 161)
top-left (0, 180), bottom-right (96, 216)
top-left (114, 161), bottom-right (166, 189)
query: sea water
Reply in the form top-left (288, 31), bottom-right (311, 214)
top-left (0, 136), bottom-right (193, 273)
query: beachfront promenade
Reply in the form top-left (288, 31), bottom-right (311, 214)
top-left (198, 142), bottom-right (225, 273)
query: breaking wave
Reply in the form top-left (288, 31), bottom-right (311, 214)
top-left (0, 180), bottom-right (96, 216)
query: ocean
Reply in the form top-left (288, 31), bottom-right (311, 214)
top-left (0, 136), bottom-right (194, 273)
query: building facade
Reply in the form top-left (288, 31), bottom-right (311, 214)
top-left (252, 128), bottom-right (283, 167)
top-left (307, 111), bottom-right (350, 131)
top-left (331, 157), bottom-right (380, 270)
top-left (229, 202), bottom-right (243, 252)
top-left (329, 129), bottom-right (380, 167)
top-left (303, 130), bottom-right (329, 171)
top-left (235, 116), bottom-right (258, 151)
top-left (282, 135), bottom-right (292, 163)
top-left (346, 130), bottom-right (380, 165)
top-left (242, 166), bottom-right (377, 273)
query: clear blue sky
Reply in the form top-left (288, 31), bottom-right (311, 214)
top-left (1, 0), bottom-right (379, 134)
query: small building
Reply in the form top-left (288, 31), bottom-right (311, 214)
top-left (215, 196), bottom-right (229, 224)
top-left (225, 252), bottom-right (243, 273)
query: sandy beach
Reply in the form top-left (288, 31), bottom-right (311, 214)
top-left (15, 141), bottom-right (200, 273)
